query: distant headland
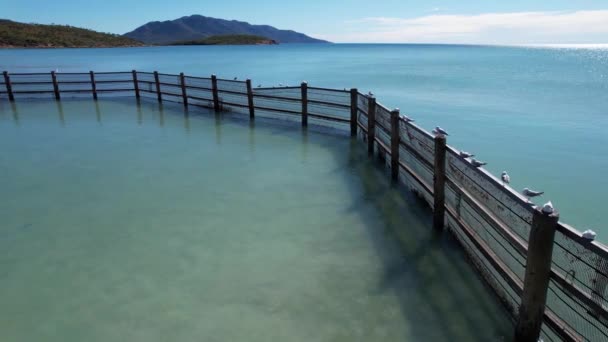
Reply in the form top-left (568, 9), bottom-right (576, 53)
top-left (0, 15), bottom-right (328, 48)
top-left (0, 19), bottom-right (143, 48)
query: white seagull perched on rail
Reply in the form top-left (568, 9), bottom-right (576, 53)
top-left (542, 201), bottom-right (554, 214)
top-left (432, 126), bottom-right (449, 136)
top-left (501, 171), bottom-right (510, 186)
top-left (582, 229), bottom-right (597, 241)
top-left (522, 188), bottom-right (544, 202)
top-left (402, 114), bottom-right (414, 122)
top-left (470, 158), bottom-right (487, 167)
top-left (459, 151), bottom-right (475, 159)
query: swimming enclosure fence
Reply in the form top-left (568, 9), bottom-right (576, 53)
top-left (1, 70), bottom-right (607, 342)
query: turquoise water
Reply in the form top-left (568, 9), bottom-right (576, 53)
top-left (0, 99), bottom-right (511, 341)
top-left (1, 44), bottom-right (606, 237)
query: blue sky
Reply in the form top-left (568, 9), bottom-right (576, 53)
top-left (4, 0), bottom-right (608, 43)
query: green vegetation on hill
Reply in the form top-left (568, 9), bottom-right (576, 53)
top-left (0, 19), bottom-right (144, 48)
top-left (124, 14), bottom-right (329, 44)
top-left (170, 34), bottom-right (277, 46)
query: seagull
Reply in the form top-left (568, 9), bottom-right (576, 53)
top-left (257, 84), bottom-right (262, 88)
top-left (402, 115), bottom-right (414, 122)
top-left (459, 151), bottom-right (475, 159)
top-left (582, 229), bottom-right (597, 241)
top-left (432, 126), bottom-right (449, 136)
top-left (233, 77), bottom-right (238, 80)
top-left (470, 158), bottom-right (487, 167)
top-left (542, 201), bottom-right (554, 214)
top-left (522, 188), bottom-right (544, 201)
top-left (501, 171), bottom-right (510, 186)
top-left (368, 91), bottom-right (374, 97)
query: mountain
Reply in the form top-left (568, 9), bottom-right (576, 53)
top-left (170, 35), bottom-right (278, 46)
top-left (0, 19), bottom-right (143, 48)
top-left (124, 15), bottom-right (328, 44)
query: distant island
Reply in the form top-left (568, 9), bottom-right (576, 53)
top-left (0, 19), bottom-right (143, 48)
top-left (125, 14), bottom-right (328, 45)
top-left (170, 34), bottom-right (277, 46)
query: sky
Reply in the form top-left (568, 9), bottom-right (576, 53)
top-left (3, 0), bottom-right (608, 44)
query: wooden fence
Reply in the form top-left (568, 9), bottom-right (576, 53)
top-left (1, 70), bottom-right (607, 342)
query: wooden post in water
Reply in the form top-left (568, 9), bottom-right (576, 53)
top-left (132, 70), bottom-right (140, 99)
top-left (301, 81), bottom-right (308, 127)
top-left (246, 79), bottom-right (255, 119)
top-left (390, 109), bottom-right (400, 181)
top-left (211, 74), bottom-right (220, 112)
top-left (433, 134), bottom-right (447, 230)
top-left (51, 71), bottom-right (60, 100)
top-left (179, 72), bottom-right (188, 107)
top-left (153, 71), bottom-right (162, 103)
top-left (367, 96), bottom-right (376, 155)
top-left (89, 71), bottom-right (98, 100)
top-left (3, 71), bottom-right (14, 101)
top-left (515, 208), bottom-right (560, 342)
top-left (350, 88), bottom-right (358, 136)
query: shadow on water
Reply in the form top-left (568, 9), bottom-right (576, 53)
top-left (95, 100), bottom-right (102, 125)
top-left (336, 137), bottom-right (513, 341)
top-left (158, 103), bottom-right (165, 127)
top-left (10, 101), bottom-right (19, 126)
top-left (183, 107), bottom-right (191, 134)
top-left (248, 120), bottom-right (255, 154)
top-left (214, 112), bottom-right (222, 145)
top-left (20, 98), bottom-right (512, 340)
top-left (55, 100), bottom-right (65, 127)
top-left (136, 99), bottom-right (143, 125)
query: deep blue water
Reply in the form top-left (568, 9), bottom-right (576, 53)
top-left (1, 44), bottom-right (607, 238)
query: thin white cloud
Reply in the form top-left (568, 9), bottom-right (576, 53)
top-left (315, 10), bottom-right (608, 44)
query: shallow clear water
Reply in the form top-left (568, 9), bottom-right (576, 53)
top-left (0, 44), bottom-right (606, 238)
top-left (0, 99), bottom-right (511, 341)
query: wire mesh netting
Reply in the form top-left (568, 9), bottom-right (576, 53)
top-left (7, 73), bottom-right (53, 94)
top-left (216, 80), bottom-right (248, 109)
top-left (357, 93), bottom-right (369, 114)
top-left (445, 148), bottom-right (534, 242)
top-left (308, 87), bottom-right (350, 106)
top-left (184, 76), bottom-right (212, 90)
top-left (400, 121), bottom-right (435, 166)
top-left (94, 72), bottom-right (133, 82)
top-left (375, 102), bottom-right (392, 132)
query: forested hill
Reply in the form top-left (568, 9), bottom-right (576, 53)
top-left (0, 19), bottom-right (144, 48)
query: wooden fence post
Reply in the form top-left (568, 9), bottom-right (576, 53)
top-left (367, 96), bottom-right (376, 155)
top-left (132, 70), bottom-right (140, 99)
top-left (179, 72), bottom-right (188, 107)
top-left (89, 71), bottom-right (97, 100)
top-left (153, 71), bottom-right (162, 103)
top-left (390, 109), bottom-right (400, 181)
top-left (301, 82), bottom-right (308, 127)
top-left (246, 79), bottom-right (255, 119)
top-left (350, 88), bottom-right (358, 136)
top-left (515, 208), bottom-right (560, 342)
top-left (3, 71), bottom-right (14, 101)
top-left (51, 71), bottom-right (60, 100)
top-left (211, 74), bottom-right (220, 112)
top-left (433, 134), bottom-right (447, 230)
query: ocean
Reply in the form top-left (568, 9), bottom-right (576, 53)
top-left (1, 43), bottom-right (607, 238)
top-left (0, 99), bottom-right (511, 341)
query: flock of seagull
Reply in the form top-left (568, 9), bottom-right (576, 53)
top-left (228, 84), bottom-right (597, 240)
top-left (431, 126), bottom-right (552, 212)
